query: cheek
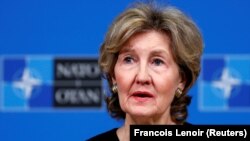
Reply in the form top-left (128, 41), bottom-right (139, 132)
top-left (114, 67), bottom-right (131, 111)
top-left (114, 54), bottom-right (138, 88)
top-left (154, 72), bottom-right (180, 97)
top-left (116, 76), bottom-right (134, 97)
top-left (155, 80), bottom-right (177, 110)
top-left (159, 84), bottom-right (176, 100)
top-left (114, 65), bottom-right (133, 94)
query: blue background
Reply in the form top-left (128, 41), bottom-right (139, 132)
top-left (0, 0), bottom-right (250, 140)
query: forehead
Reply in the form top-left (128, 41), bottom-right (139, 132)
top-left (120, 30), bottom-right (171, 53)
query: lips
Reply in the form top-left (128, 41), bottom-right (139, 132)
top-left (131, 91), bottom-right (154, 102)
top-left (132, 91), bottom-right (154, 97)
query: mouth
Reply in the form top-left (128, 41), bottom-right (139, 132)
top-left (131, 91), bottom-right (154, 101)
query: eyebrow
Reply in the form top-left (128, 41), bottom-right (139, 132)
top-left (150, 49), bottom-right (168, 55)
top-left (149, 48), bottom-right (173, 60)
top-left (119, 46), bottom-right (170, 57)
top-left (119, 46), bottom-right (134, 54)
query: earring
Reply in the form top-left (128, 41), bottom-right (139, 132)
top-left (175, 88), bottom-right (183, 98)
top-left (112, 84), bottom-right (118, 94)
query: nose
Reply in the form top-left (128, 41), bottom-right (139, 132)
top-left (135, 63), bottom-right (151, 85)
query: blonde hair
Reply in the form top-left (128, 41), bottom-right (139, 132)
top-left (99, 2), bottom-right (203, 124)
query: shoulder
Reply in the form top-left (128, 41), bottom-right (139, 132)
top-left (86, 128), bottom-right (119, 141)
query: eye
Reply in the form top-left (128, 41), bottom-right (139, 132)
top-left (123, 56), bottom-right (134, 64)
top-left (152, 58), bottom-right (164, 66)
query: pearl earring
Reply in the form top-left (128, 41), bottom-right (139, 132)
top-left (175, 88), bottom-right (183, 98)
top-left (112, 84), bottom-right (118, 94)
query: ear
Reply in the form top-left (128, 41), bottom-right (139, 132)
top-left (178, 78), bottom-right (186, 90)
top-left (111, 76), bottom-right (116, 85)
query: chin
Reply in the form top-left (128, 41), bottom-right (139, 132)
top-left (128, 109), bottom-right (155, 117)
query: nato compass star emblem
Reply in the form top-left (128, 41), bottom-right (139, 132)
top-left (13, 68), bottom-right (41, 99)
top-left (212, 68), bottom-right (241, 99)
top-left (2, 57), bottom-right (54, 110)
top-left (200, 56), bottom-right (250, 111)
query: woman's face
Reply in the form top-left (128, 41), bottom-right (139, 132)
top-left (113, 30), bottom-right (185, 118)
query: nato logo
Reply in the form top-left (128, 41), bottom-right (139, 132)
top-left (1, 57), bottom-right (53, 110)
top-left (0, 56), bottom-right (102, 111)
top-left (199, 55), bottom-right (250, 111)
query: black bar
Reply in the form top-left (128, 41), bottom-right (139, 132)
top-left (130, 125), bottom-right (250, 140)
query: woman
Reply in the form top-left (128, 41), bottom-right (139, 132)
top-left (87, 1), bottom-right (203, 141)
